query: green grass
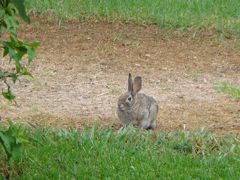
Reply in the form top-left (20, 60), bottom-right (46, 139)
top-left (216, 82), bottom-right (240, 98)
top-left (1, 125), bottom-right (240, 179)
top-left (26, 0), bottom-right (240, 36)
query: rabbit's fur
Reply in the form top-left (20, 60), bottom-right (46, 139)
top-left (117, 73), bottom-right (158, 129)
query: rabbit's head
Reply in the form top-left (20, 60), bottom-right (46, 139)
top-left (118, 73), bottom-right (142, 111)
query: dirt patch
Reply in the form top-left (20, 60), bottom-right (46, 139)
top-left (1, 18), bottom-right (240, 133)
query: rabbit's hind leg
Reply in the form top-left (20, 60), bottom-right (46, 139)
top-left (140, 103), bottom-right (158, 130)
top-left (148, 103), bottom-right (158, 129)
top-left (140, 110), bottom-right (151, 129)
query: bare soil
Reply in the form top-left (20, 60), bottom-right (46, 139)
top-left (1, 18), bottom-right (240, 133)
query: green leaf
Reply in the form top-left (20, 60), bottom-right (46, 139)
top-left (22, 68), bottom-right (33, 77)
top-left (27, 47), bottom-right (36, 63)
top-left (3, 41), bottom-right (17, 59)
top-left (3, 47), bottom-right (9, 57)
top-left (3, 14), bottom-right (19, 37)
top-left (0, 132), bottom-right (12, 158)
top-left (0, 122), bottom-right (23, 160)
top-left (15, 60), bottom-right (23, 73)
top-left (25, 41), bottom-right (40, 63)
top-left (15, 50), bottom-right (25, 62)
top-left (29, 41), bottom-right (40, 49)
top-left (0, 8), bottom-right (5, 18)
top-left (2, 87), bottom-right (16, 101)
top-left (10, 142), bottom-right (22, 159)
top-left (12, 0), bottom-right (30, 23)
top-left (17, 46), bottom-right (28, 54)
top-left (8, 45), bottom-right (16, 58)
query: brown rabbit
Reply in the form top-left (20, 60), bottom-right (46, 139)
top-left (117, 73), bottom-right (158, 129)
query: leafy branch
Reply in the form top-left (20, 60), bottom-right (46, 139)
top-left (0, 0), bottom-right (39, 161)
top-left (0, 0), bottom-right (39, 101)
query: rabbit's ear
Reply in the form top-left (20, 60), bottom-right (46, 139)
top-left (128, 73), bottom-right (133, 92)
top-left (133, 76), bottom-right (142, 95)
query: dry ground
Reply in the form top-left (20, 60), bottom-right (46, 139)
top-left (1, 18), bottom-right (240, 133)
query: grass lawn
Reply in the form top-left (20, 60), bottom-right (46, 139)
top-left (26, 0), bottom-right (240, 36)
top-left (1, 125), bottom-right (240, 178)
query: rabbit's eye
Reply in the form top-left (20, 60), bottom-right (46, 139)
top-left (127, 97), bottom-right (132, 101)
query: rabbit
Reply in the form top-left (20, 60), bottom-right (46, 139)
top-left (117, 73), bottom-right (158, 129)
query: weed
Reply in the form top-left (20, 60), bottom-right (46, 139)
top-left (216, 82), bottom-right (240, 98)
